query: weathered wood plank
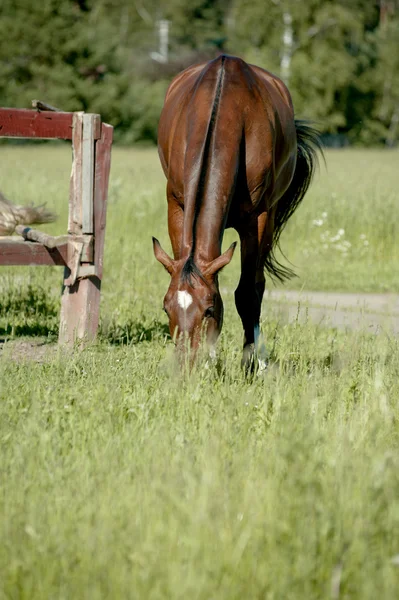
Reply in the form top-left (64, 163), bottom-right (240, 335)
top-left (93, 123), bottom-right (113, 277)
top-left (11, 227), bottom-right (94, 261)
top-left (0, 240), bottom-right (68, 266)
top-left (31, 100), bottom-right (62, 112)
top-left (0, 108), bottom-right (74, 139)
top-left (64, 240), bottom-right (84, 286)
top-left (81, 114), bottom-right (96, 233)
top-left (68, 112), bottom-right (83, 235)
top-left (59, 122), bottom-right (113, 346)
top-left (59, 277), bottom-right (101, 345)
top-left (15, 225), bottom-right (70, 248)
top-left (0, 234), bottom-right (93, 262)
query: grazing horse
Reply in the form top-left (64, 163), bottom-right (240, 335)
top-left (153, 54), bottom-right (322, 368)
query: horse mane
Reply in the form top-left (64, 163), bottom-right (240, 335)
top-left (264, 119), bottom-right (324, 282)
top-left (180, 255), bottom-right (206, 287)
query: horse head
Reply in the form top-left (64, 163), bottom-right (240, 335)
top-left (153, 237), bottom-right (236, 359)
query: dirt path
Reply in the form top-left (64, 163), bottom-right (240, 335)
top-left (0, 337), bottom-right (57, 362)
top-left (264, 290), bottom-right (399, 334)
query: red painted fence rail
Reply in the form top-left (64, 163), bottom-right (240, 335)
top-left (0, 108), bottom-right (98, 140)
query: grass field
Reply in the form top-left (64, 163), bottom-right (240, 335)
top-left (1, 146), bottom-right (399, 599)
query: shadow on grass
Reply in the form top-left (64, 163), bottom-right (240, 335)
top-left (1, 318), bottom-right (170, 346)
top-left (0, 284), bottom-right (171, 345)
top-left (100, 317), bottom-right (170, 346)
top-left (0, 323), bottom-right (58, 338)
top-left (0, 284), bottom-right (59, 338)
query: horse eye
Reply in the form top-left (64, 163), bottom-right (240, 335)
top-left (204, 306), bottom-right (215, 319)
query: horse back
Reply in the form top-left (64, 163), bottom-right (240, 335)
top-left (158, 55), bottom-right (297, 213)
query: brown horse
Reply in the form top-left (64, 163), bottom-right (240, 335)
top-left (153, 54), bottom-right (322, 368)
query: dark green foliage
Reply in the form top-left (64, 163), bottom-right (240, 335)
top-left (0, 0), bottom-right (398, 145)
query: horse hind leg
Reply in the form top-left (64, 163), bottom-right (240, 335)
top-left (235, 212), bottom-right (269, 372)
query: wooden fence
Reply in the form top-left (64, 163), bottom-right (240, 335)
top-left (0, 106), bottom-right (113, 345)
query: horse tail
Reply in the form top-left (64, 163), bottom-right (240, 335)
top-left (264, 119), bottom-right (324, 282)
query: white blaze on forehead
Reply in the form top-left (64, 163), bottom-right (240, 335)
top-left (177, 290), bottom-right (193, 310)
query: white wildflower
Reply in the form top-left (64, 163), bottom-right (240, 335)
top-left (364, 240), bottom-right (369, 246)
top-left (25, 525), bottom-right (39, 538)
top-left (312, 219), bottom-right (323, 226)
top-left (338, 229), bottom-right (345, 236)
top-left (360, 234), bottom-right (367, 240)
top-left (321, 211), bottom-right (328, 219)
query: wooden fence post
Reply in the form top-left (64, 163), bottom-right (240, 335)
top-left (58, 119), bottom-right (113, 345)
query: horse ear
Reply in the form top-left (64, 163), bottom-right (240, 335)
top-left (204, 242), bottom-right (237, 278)
top-left (152, 237), bottom-right (174, 274)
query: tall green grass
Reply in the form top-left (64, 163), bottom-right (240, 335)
top-left (0, 146), bottom-right (398, 599)
top-left (280, 149), bottom-right (399, 291)
top-left (1, 322), bottom-right (399, 599)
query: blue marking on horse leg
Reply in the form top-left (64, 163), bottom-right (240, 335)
top-left (254, 324), bottom-right (269, 373)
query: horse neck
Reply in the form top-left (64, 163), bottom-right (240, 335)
top-left (181, 144), bottom-right (239, 264)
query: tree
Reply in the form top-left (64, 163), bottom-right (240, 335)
top-left (0, 0), bottom-right (397, 145)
